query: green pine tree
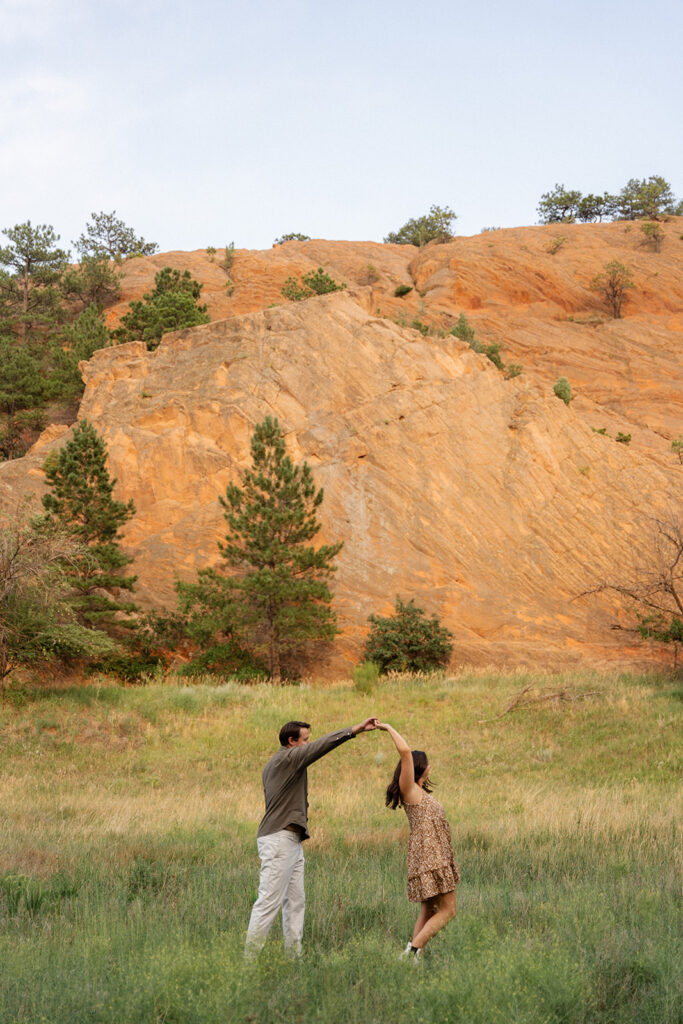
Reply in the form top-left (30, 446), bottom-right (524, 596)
top-left (0, 499), bottom-right (120, 681)
top-left (384, 204), bottom-right (457, 246)
top-left (61, 254), bottom-right (122, 310)
top-left (73, 211), bottom-right (158, 261)
top-left (114, 267), bottom-right (210, 349)
top-left (47, 304), bottom-right (112, 401)
top-left (0, 336), bottom-right (47, 415)
top-left (41, 421), bottom-right (138, 630)
top-left (184, 416), bottom-right (343, 682)
top-left (0, 221), bottom-right (69, 339)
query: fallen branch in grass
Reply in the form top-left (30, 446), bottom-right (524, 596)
top-left (479, 684), bottom-right (601, 721)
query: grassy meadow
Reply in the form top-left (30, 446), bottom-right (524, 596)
top-left (0, 668), bottom-right (680, 1023)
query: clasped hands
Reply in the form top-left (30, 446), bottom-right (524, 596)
top-left (354, 717), bottom-right (391, 733)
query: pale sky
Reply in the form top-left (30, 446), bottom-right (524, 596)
top-left (2, 0), bottom-right (682, 253)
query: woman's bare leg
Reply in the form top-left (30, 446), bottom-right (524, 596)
top-left (412, 890), bottom-right (457, 949)
top-left (412, 900), bottom-right (436, 942)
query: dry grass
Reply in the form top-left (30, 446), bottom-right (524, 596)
top-left (0, 668), bottom-right (680, 1023)
top-left (0, 667), bottom-right (678, 859)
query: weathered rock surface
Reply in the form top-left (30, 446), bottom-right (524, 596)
top-left (106, 220), bottom-right (683, 448)
top-left (3, 239), bottom-right (682, 673)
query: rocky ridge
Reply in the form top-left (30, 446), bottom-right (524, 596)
top-left (1, 222), bottom-right (682, 673)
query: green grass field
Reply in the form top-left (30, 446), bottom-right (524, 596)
top-left (0, 668), bottom-right (680, 1023)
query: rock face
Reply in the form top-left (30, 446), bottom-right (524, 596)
top-left (105, 220), bottom-right (683, 448)
top-left (3, 231), bottom-right (682, 674)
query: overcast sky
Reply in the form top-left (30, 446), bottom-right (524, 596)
top-left (2, 0), bottom-right (682, 253)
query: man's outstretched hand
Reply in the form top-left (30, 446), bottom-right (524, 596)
top-left (352, 717), bottom-right (379, 734)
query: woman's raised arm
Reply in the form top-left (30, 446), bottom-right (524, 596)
top-left (377, 722), bottom-right (423, 803)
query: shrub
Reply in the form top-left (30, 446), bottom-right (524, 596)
top-left (384, 205), bottom-right (457, 247)
top-left (546, 235), bottom-right (568, 255)
top-left (671, 438), bottom-right (683, 463)
top-left (394, 284), bottom-right (412, 297)
top-left (481, 341), bottom-right (504, 370)
top-left (281, 277), bottom-right (311, 302)
top-left (274, 233), bottom-right (310, 244)
top-left (410, 318), bottom-right (430, 336)
top-left (363, 597), bottom-right (453, 673)
top-left (351, 661), bottom-right (379, 694)
top-left (0, 498), bottom-right (119, 680)
top-left (88, 652), bottom-right (162, 683)
top-left (114, 268), bottom-right (209, 349)
top-left (637, 613), bottom-right (683, 647)
top-left (222, 243), bottom-right (235, 274)
top-left (450, 314), bottom-right (520, 375)
top-left (303, 267), bottom-right (346, 295)
top-left (176, 642), bottom-right (266, 681)
top-left (639, 222), bottom-right (664, 252)
top-left (615, 432), bottom-right (631, 445)
top-left (281, 268), bottom-right (346, 301)
top-left (554, 377), bottom-right (572, 405)
top-left (450, 313), bottom-right (476, 343)
top-left (590, 260), bottom-right (634, 319)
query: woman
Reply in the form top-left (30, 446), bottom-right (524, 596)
top-left (378, 722), bottom-right (459, 959)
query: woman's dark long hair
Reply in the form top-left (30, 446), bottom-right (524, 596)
top-left (385, 750), bottom-right (433, 810)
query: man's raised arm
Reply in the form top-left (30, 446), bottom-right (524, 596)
top-left (285, 718), bottom-right (378, 769)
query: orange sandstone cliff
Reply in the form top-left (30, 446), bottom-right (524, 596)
top-left (1, 222), bottom-right (681, 673)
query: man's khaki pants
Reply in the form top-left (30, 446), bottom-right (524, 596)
top-left (245, 829), bottom-right (305, 956)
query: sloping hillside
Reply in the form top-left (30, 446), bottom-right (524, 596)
top-left (2, 219), bottom-right (682, 674)
top-left (106, 220), bottom-right (683, 448)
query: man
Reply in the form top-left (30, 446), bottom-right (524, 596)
top-left (245, 716), bottom-right (378, 956)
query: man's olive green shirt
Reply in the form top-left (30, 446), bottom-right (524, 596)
top-left (256, 728), bottom-right (356, 841)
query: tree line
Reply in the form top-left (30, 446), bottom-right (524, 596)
top-left (537, 176), bottom-right (681, 224)
top-left (378, 176), bottom-right (681, 247)
top-left (0, 416), bottom-right (454, 686)
top-left (0, 213), bottom-right (209, 461)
